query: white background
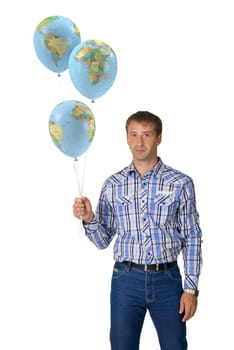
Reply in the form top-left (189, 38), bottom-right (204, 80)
top-left (0, 0), bottom-right (233, 349)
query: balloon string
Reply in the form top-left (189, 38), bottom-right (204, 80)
top-left (73, 153), bottom-right (88, 237)
top-left (57, 73), bottom-right (64, 102)
top-left (73, 151), bottom-right (88, 197)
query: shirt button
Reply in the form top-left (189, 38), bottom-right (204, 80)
top-left (146, 254), bottom-right (152, 262)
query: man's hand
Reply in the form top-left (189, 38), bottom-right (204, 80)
top-left (179, 292), bottom-right (198, 322)
top-left (73, 197), bottom-right (94, 224)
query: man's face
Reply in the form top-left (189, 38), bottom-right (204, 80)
top-left (127, 121), bottom-right (162, 162)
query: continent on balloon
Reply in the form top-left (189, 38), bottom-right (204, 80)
top-left (48, 100), bottom-right (96, 158)
top-left (69, 39), bottom-right (118, 101)
top-left (33, 15), bottom-right (81, 74)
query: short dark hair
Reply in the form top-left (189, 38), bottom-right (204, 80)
top-left (126, 111), bottom-right (162, 136)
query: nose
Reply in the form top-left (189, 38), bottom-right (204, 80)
top-left (136, 135), bottom-right (144, 145)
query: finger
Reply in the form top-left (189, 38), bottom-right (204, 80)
top-left (182, 305), bottom-right (196, 322)
top-left (179, 301), bottom-right (185, 315)
top-left (73, 203), bottom-right (84, 218)
top-left (73, 198), bottom-right (85, 209)
top-left (74, 197), bottom-right (83, 205)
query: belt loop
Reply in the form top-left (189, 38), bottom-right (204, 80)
top-left (156, 263), bottom-right (159, 271)
top-left (144, 264), bottom-right (147, 272)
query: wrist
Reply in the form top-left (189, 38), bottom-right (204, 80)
top-left (183, 288), bottom-right (199, 297)
top-left (83, 212), bottom-right (94, 225)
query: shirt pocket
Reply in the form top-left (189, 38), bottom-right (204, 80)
top-left (114, 195), bottom-right (137, 232)
top-left (150, 193), bottom-right (177, 225)
top-left (114, 194), bottom-right (134, 214)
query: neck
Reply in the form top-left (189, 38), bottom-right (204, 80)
top-left (133, 158), bottom-right (158, 178)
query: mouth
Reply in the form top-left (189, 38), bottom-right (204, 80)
top-left (134, 148), bottom-right (146, 154)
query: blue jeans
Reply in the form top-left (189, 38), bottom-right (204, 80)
top-left (110, 262), bottom-right (187, 350)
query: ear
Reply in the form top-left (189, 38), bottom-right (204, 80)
top-left (157, 134), bottom-right (162, 145)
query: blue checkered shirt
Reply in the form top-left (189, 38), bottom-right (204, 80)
top-left (84, 158), bottom-right (202, 289)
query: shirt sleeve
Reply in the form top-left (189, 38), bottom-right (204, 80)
top-left (83, 185), bottom-right (117, 249)
top-left (176, 177), bottom-right (203, 289)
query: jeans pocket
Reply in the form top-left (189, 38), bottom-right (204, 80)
top-left (165, 266), bottom-right (182, 282)
top-left (112, 262), bottom-right (127, 279)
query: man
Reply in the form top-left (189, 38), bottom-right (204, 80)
top-left (73, 111), bottom-right (202, 350)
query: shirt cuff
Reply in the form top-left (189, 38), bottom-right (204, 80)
top-left (184, 274), bottom-right (199, 289)
top-left (83, 215), bottom-right (97, 226)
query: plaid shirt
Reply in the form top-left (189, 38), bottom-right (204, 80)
top-left (84, 158), bottom-right (202, 289)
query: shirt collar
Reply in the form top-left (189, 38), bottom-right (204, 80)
top-left (125, 157), bottom-right (165, 177)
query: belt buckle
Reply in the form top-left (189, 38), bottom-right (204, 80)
top-left (144, 264), bottom-right (159, 272)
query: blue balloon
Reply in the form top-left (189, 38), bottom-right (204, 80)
top-left (48, 100), bottom-right (96, 158)
top-left (69, 39), bottom-right (118, 100)
top-left (33, 16), bottom-right (81, 74)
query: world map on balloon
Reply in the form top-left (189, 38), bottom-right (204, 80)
top-left (33, 16), bottom-right (81, 73)
top-left (33, 15), bottom-right (117, 161)
top-left (75, 40), bottom-right (116, 84)
top-left (69, 39), bottom-right (118, 99)
top-left (48, 100), bottom-right (96, 158)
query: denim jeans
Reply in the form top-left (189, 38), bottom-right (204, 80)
top-left (110, 262), bottom-right (187, 350)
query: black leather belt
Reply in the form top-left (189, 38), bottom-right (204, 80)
top-left (120, 260), bottom-right (177, 272)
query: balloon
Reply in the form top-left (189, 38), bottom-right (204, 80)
top-left (69, 39), bottom-right (118, 100)
top-left (33, 16), bottom-right (81, 74)
top-left (48, 100), bottom-right (95, 158)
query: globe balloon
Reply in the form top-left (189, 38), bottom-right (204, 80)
top-left (48, 100), bottom-right (95, 158)
top-left (69, 39), bottom-right (118, 100)
top-left (33, 16), bottom-right (81, 73)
